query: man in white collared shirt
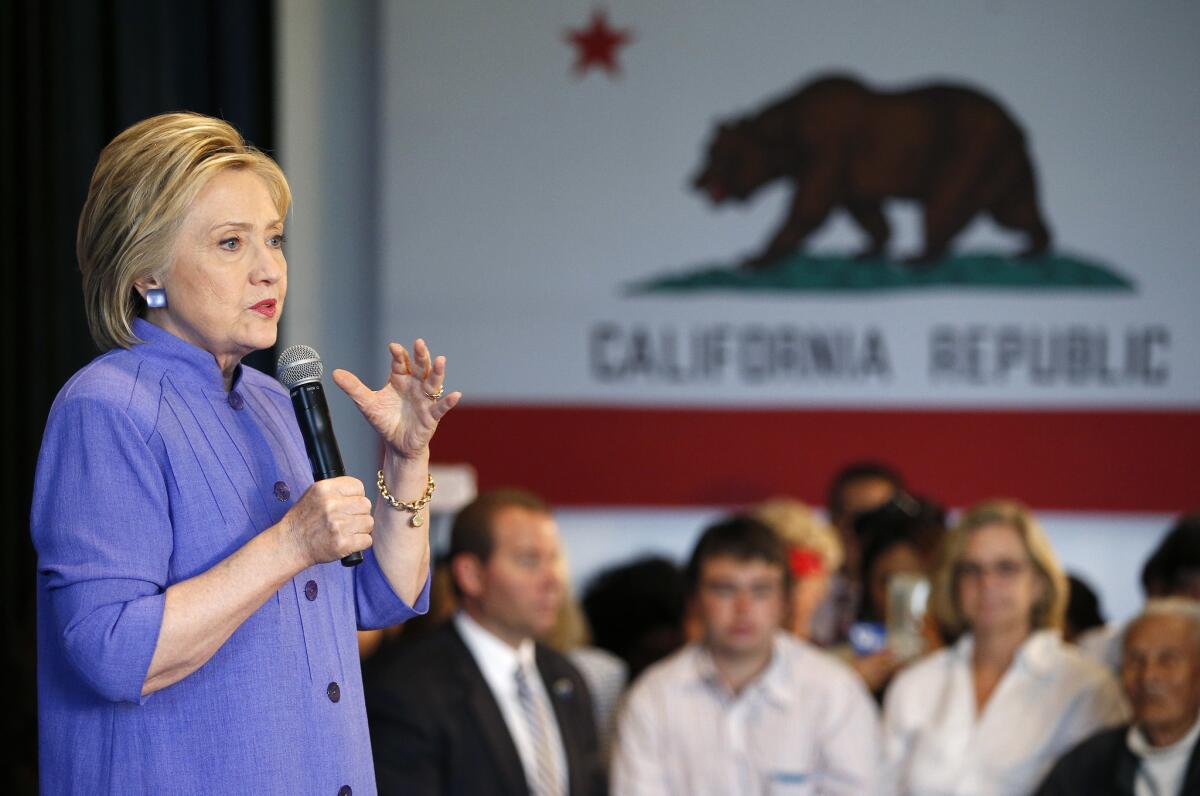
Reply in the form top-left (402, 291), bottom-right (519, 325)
top-left (1037, 598), bottom-right (1200, 796)
top-left (612, 515), bottom-right (882, 796)
top-left (366, 490), bottom-right (604, 796)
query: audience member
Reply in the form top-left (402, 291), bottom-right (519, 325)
top-left (545, 566), bottom-right (628, 762)
top-left (846, 524), bottom-right (926, 696)
top-left (823, 461), bottom-right (906, 644)
top-left (1148, 512), bottom-right (1200, 599)
top-left (1141, 542), bottom-right (1173, 599)
top-left (855, 492), bottom-right (948, 573)
top-left (883, 500), bottom-right (1127, 795)
top-left (858, 524), bottom-right (924, 627)
top-left (1063, 572), bottom-right (1124, 675)
top-left (841, 495), bottom-right (945, 696)
top-left (1037, 598), bottom-right (1200, 795)
top-left (827, 461), bottom-right (905, 538)
top-left (752, 498), bottom-right (843, 643)
top-left (365, 490), bottom-right (604, 795)
top-left (612, 515), bottom-right (881, 795)
top-left (583, 556), bottom-right (688, 683)
top-left (1064, 574), bottom-right (1107, 643)
top-left (1084, 511), bottom-right (1200, 673)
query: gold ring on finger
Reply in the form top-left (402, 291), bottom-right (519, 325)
top-left (424, 386), bottom-right (445, 401)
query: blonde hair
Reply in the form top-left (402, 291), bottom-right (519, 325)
top-left (932, 499), bottom-right (1067, 636)
top-left (77, 112), bottom-right (291, 351)
top-left (544, 552), bottom-right (592, 652)
top-left (545, 592), bottom-right (594, 652)
top-left (753, 497), bottom-right (844, 573)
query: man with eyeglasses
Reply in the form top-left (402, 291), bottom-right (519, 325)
top-left (611, 515), bottom-right (881, 795)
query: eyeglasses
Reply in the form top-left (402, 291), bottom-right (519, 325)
top-left (954, 558), bottom-right (1031, 581)
top-left (702, 580), bottom-right (783, 600)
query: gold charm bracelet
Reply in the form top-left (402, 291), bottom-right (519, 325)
top-left (377, 471), bottom-right (436, 527)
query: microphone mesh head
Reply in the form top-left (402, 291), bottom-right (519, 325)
top-left (276, 344), bottom-right (324, 389)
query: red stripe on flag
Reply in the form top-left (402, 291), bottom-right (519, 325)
top-left (431, 405), bottom-right (1199, 512)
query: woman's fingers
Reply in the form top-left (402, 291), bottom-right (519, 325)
top-left (335, 341), bottom-right (454, 441)
top-left (425, 355), bottom-right (447, 395)
top-left (388, 343), bottom-right (412, 378)
top-left (384, 338), bottom-right (448, 394)
top-left (317, 476), bottom-right (366, 498)
top-left (430, 390), bottom-right (462, 422)
top-left (413, 338), bottom-right (432, 380)
top-left (330, 368), bottom-right (372, 410)
top-left (349, 532), bottom-right (375, 554)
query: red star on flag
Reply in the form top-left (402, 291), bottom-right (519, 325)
top-left (565, 10), bottom-right (632, 77)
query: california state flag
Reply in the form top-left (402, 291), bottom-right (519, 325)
top-left (375, 2), bottom-right (1199, 609)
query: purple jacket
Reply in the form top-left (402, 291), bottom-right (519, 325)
top-left (31, 319), bottom-right (427, 795)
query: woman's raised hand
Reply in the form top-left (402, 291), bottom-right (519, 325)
top-left (331, 339), bottom-right (461, 461)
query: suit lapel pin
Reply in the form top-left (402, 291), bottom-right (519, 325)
top-left (552, 677), bottom-right (574, 698)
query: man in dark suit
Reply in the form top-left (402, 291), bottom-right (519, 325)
top-left (366, 489), bottom-right (604, 796)
top-left (1037, 598), bottom-right (1200, 796)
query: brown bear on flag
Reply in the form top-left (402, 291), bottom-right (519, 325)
top-left (692, 74), bottom-right (1052, 268)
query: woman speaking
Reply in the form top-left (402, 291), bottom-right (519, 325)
top-left (31, 112), bottom-right (460, 794)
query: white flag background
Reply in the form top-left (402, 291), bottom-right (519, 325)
top-left (361, 1), bottom-right (1198, 618)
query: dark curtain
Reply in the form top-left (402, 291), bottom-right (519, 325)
top-left (0, 1), bottom-right (276, 789)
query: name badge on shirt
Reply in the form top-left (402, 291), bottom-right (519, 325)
top-left (769, 770), bottom-right (810, 784)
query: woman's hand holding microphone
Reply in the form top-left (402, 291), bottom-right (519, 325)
top-left (279, 477), bottom-right (376, 568)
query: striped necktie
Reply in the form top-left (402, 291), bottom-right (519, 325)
top-left (513, 662), bottom-right (563, 796)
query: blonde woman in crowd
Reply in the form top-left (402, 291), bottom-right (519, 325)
top-left (755, 497), bottom-right (911, 696)
top-left (544, 562), bottom-right (628, 761)
top-left (752, 498), bottom-right (843, 642)
top-left (883, 500), bottom-right (1127, 795)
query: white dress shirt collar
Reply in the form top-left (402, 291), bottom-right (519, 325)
top-left (885, 625), bottom-right (1129, 796)
top-left (950, 627), bottom-right (1063, 679)
top-left (453, 610), bottom-right (568, 794)
top-left (1128, 713), bottom-right (1200, 796)
top-left (688, 632), bottom-right (795, 709)
top-left (455, 609), bottom-right (536, 685)
top-left (1128, 711), bottom-right (1200, 758)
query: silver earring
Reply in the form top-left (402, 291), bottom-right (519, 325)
top-left (146, 288), bottom-right (167, 308)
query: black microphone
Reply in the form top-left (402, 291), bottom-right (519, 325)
top-left (276, 344), bottom-right (363, 567)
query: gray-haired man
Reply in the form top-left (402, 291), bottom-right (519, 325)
top-left (1038, 598), bottom-right (1200, 796)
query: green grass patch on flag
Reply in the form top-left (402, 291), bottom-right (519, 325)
top-left (627, 251), bottom-right (1135, 295)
